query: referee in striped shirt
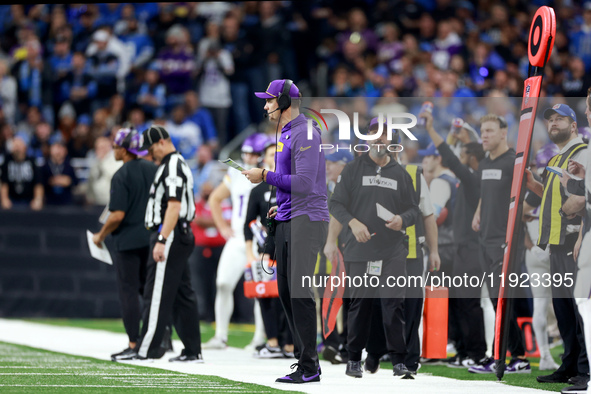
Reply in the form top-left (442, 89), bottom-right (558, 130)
top-left (120, 125), bottom-right (203, 362)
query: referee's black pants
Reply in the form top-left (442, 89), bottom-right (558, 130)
top-left (275, 215), bottom-right (328, 375)
top-left (550, 240), bottom-right (589, 377)
top-left (136, 227), bottom-right (202, 359)
top-left (347, 247), bottom-right (407, 365)
top-left (113, 246), bottom-right (149, 344)
top-left (452, 243), bottom-right (487, 361)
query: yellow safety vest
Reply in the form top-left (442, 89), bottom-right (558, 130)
top-left (538, 143), bottom-right (586, 246)
top-left (403, 164), bottom-right (422, 259)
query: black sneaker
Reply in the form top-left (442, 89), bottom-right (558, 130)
top-left (537, 372), bottom-right (572, 384)
top-left (276, 363), bottom-right (320, 384)
top-left (111, 347), bottom-right (135, 361)
top-left (364, 355), bottom-right (380, 374)
top-left (169, 349), bottom-right (204, 363)
top-left (114, 350), bottom-right (150, 362)
top-left (323, 345), bottom-right (345, 364)
top-left (346, 360), bottom-right (363, 378)
top-left (393, 363), bottom-right (414, 379)
top-left (568, 376), bottom-right (589, 386)
top-left (561, 383), bottom-right (590, 394)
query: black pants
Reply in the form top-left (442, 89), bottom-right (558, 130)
top-left (480, 244), bottom-right (525, 357)
top-left (189, 245), bottom-right (223, 322)
top-left (550, 242), bottom-right (589, 377)
top-left (404, 252), bottom-right (424, 371)
top-left (275, 216), bottom-right (328, 374)
top-left (453, 243), bottom-right (487, 360)
top-left (113, 246), bottom-right (149, 344)
top-left (259, 297), bottom-right (293, 346)
top-left (347, 247), bottom-right (407, 365)
top-left (136, 228), bottom-right (202, 359)
top-left (365, 252), bottom-right (421, 370)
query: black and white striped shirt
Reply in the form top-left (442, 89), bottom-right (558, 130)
top-left (145, 151), bottom-right (195, 230)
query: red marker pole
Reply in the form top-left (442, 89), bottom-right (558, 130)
top-left (493, 5), bottom-right (556, 381)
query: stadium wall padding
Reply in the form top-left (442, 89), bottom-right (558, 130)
top-left (0, 207), bottom-right (255, 323)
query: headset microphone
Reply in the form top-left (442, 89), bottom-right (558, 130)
top-left (263, 108), bottom-right (280, 118)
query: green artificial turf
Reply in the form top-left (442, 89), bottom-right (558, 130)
top-left (0, 341), bottom-right (300, 394)
top-left (24, 319), bottom-right (572, 392)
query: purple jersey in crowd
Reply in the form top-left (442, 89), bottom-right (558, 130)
top-left (266, 114), bottom-right (330, 222)
top-left (155, 48), bottom-right (195, 95)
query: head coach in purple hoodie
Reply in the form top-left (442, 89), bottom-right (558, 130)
top-left (243, 79), bottom-right (329, 384)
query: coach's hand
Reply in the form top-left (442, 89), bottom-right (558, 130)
top-left (349, 219), bottom-right (371, 243)
top-left (268, 205), bottom-right (278, 219)
top-left (471, 212), bottom-right (480, 232)
top-left (385, 215), bottom-right (404, 231)
top-left (429, 251), bottom-right (441, 272)
top-left (92, 233), bottom-right (104, 248)
top-left (568, 159), bottom-right (585, 178)
top-left (242, 168), bottom-right (264, 184)
top-left (153, 242), bottom-right (167, 263)
top-left (324, 242), bottom-right (339, 263)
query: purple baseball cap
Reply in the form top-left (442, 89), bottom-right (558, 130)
top-left (255, 80), bottom-right (300, 99)
top-left (242, 133), bottom-right (269, 154)
top-left (115, 127), bottom-right (148, 156)
top-left (543, 104), bottom-right (577, 123)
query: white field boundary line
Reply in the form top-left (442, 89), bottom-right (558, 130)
top-left (0, 319), bottom-right (547, 394)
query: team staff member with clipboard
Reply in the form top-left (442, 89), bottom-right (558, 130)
top-left (92, 127), bottom-right (157, 361)
top-left (325, 117), bottom-right (421, 379)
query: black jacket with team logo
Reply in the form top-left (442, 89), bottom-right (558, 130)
top-left (478, 148), bottom-right (516, 247)
top-left (329, 153), bottom-right (421, 262)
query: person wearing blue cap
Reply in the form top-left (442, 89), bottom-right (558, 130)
top-left (525, 104), bottom-right (590, 385)
top-left (92, 127), bottom-right (158, 361)
top-left (244, 79), bottom-right (330, 384)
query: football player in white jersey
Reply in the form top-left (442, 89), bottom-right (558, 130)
top-left (205, 133), bottom-right (270, 349)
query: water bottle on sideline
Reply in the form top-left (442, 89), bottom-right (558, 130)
top-left (418, 101), bottom-right (433, 126)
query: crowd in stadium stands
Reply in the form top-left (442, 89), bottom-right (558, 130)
top-left (1, 0), bottom-right (591, 210)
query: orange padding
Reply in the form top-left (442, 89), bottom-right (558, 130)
top-left (422, 286), bottom-right (448, 359)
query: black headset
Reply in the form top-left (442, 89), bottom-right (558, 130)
top-left (277, 79), bottom-right (293, 112)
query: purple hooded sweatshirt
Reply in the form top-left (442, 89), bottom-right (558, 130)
top-left (266, 114), bottom-right (329, 222)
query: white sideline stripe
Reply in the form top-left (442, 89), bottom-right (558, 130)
top-left (139, 232), bottom-right (174, 358)
top-left (0, 319), bottom-right (548, 394)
